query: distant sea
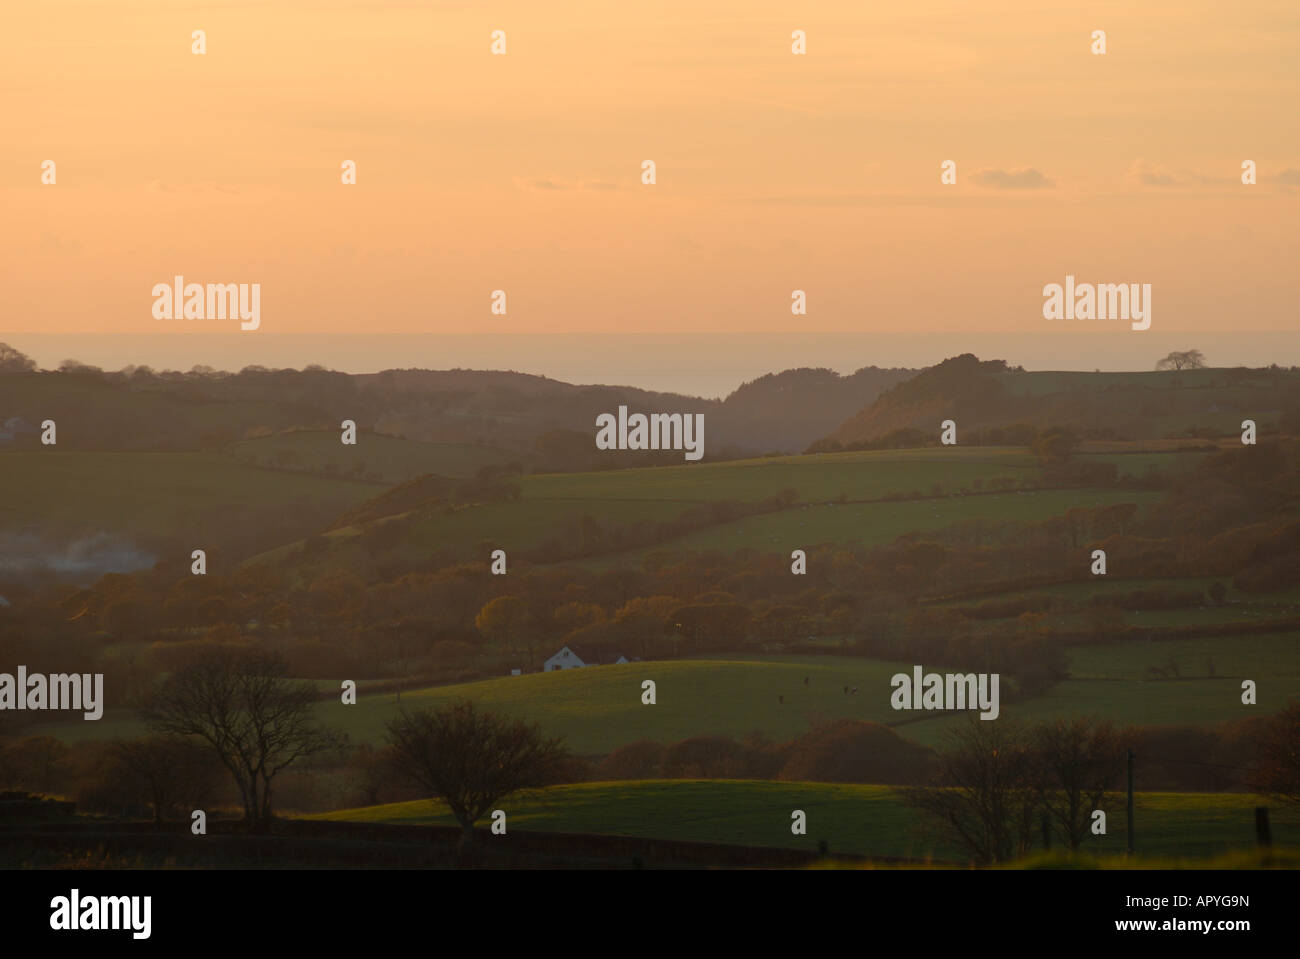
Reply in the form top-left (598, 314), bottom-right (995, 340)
top-left (7, 331), bottom-right (1297, 400)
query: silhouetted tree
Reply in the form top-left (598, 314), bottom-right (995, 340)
top-left (1249, 700), bottom-right (1300, 806)
top-left (899, 717), bottom-right (1039, 864)
top-left (385, 700), bottom-right (567, 846)
top-left (111, 736), bottom-right (222, 824)
top-left (143, 650), bottom-right (344, 831)
top-left (1031, 718), bottom-right (1128, 849)
top-left (1156, 350), bottom-right (1206, 371)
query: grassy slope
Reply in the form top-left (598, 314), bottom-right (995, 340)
top-left (32, 655), bottom-right (910, 748)
top-left (227, 432), bottom-right (515, 482)
top-left (890, 632), bottom-right (1300, 750)
top-left (310, 780), bottom-right (1300, 862)
top-left (1067, 633), bottom-right (1300, 680)
top-left (590, 489), bottom-right (1162, 569)
top-left (935, 578), bottom-right (1300, 632)
top-left (35, 641), bottom-right (1300, 753)
top-left (837, 367), bottom-right (1287, 443)
top-left (523, 447), bottom-right (1042, 505)
top-left (244, 445), bottom-right (1055, 569)
top-left (1084, 450), bottom-right (1211, 479)
top-left (0, 451), bottom-right (377, 537)
top-left (25, 655), bottom-right (934, 749)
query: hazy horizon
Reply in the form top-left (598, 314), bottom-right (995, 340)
top-left (5, 330), bottom-right (1297, 399)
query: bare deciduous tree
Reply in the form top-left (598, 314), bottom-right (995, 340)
top-left (111, 736), bottom-right (223, 824)
top-left (898, 716), bottom-right (1039, 865)
top-left (385, 700), bottom-right (568, 846)
top-left (1032, 718), bottom-right (1129, 849)
top-left (1248, 700), bottom-right (1300, 807)
top-left (143, 650), bottom-right (344, 831)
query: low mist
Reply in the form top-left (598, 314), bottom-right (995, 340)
top-left (0, 530), bottom-right (156, 583)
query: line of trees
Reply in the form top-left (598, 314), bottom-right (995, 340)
top-left (897, 705), bottom-right (1300, 863)
top-left (134, 651), bottom-right (565, 840)
top-left (900, 716), bottom-right (1129, 864)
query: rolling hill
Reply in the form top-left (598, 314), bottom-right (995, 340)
top-left (826, 355), bottom-right (1299, 447)
top-left (31, 640), bottom-right (1300, 758)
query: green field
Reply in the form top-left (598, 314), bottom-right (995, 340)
top-left (1124, 607), bottom-right (1300, 629)
top-left (941, 577), bottom-right (1228, 607)
top-left (310, 780), bottom-right (1300, 862)
top-left (227, 432), bottom-right (515, 483)
top-left (939, 576), bottom-right (1299, 611)
top-left (1068, 632), bottom-right (1300, 680)
top-left (0, 451), bottom-right (377, 538)
top-left (885, 631), bottom-right (1300, 746)
top-left (936, 577), bottom-right (1300, 632)
top-left (899, 676), bottom-right (1300, 748)
top-left (522, 447), bottom-right (1042, 505)
top-left (0, 438), bottom-right (1200, 581)
top-left (247, 445), bottom-right (1066, 569)
top-left (594, 489), bottom-right (1162, 567)
top-left (34, 643), bottom-right (1300, 755)
top-left (962, 605), bottom-right (1295, 636)
top-left (27, 655), bottom-right (921, 750)
top-left (1084, 451), bottom-right (1209, 479)
top-left (0, 438), bottom-right (518, 541)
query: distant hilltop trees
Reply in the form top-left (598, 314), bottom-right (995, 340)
top-left (818, 352), bottom-right (1300, 450)
top-left (0, 343), bottom-right (36, 373)
top-left (1157, 350), bottom-right (1206, 371)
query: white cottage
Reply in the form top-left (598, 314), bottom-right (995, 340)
top-left (543, 645), bottom-right (629, 671)
top-left (543, 646), bottom-right (587, 671)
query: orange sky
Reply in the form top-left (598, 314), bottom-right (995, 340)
top-left (5, 0), bottom-right (1299, 349)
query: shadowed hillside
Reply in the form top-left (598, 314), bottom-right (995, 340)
top-left (821, 354), bottom-right (1300, 449)
top-left (0, 356), bottom-right (917, 459)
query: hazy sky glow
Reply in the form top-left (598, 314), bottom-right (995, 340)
top-left (5, 1), bottom-right (1299, 374)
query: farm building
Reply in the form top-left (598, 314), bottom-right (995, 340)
top-left (543, 645), bottom-right (629, 671)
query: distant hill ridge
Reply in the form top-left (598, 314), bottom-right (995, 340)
top-left (0, 360), bottom-right (914, 456)
top-left (822, 354), bottom-right (1300, 447)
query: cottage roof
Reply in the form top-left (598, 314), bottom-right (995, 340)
top-left (550, 645), bottom-right (626, 665)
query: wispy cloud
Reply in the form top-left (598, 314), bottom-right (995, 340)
top-left (512, 176), bottom-right (622, 192)
top-left (1127, 158), bottom-right (1180, 187)
top-left (969, 167), bottom-right (1055, 190)
top-left (145, 180), bottom-right (240, 194)
top-left (1126, 159), bottom-right (1244, 188)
